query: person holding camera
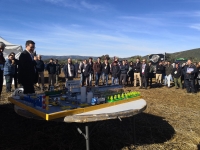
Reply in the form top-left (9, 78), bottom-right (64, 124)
top-left (183, 60), bottom-right (197, 94)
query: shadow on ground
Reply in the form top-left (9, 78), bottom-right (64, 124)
top-left (0, 103), bottom-right (175, 150)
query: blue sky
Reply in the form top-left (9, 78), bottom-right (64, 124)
top-left (0, 0), bottom-right (200, 57)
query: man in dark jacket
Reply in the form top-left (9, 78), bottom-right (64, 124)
top-left (54, 59), bottom-right (61, 85)
top-left (127, 61), bottom-right (134, 85)
top-left (81, 59), bottom-right (91, 86)
top-left (18, 40), bottom-right (37, 94)
top-left (46, 58), bottom-right (56, 87)
top-left (147, 61), bottom-right (154, 88)
top-left (63, 58), bottom-right (76, 82)
top-left (35, 55), bottom-right (45, 90)
top-left (0, 42), bottom-right (6, 96)
top-left (74, 60), bottom-right (79, 78)
top-left (88, 57), bottom-right (94, 86)
top-left (133, 58), bottom-right (141, 87)
top-left (10, 52), bottom-right (19, 89)
top-left (120, 60), bottom-right (129, 87)
top-left (172, 63), bottom-right (182, 89)
top-left (111, 61), bottom-right (120, 85)
top-left (140, 59), bottom-right (150, 89)
top-left (183, 60), bottom-right (197, 93)
top-left (93, 57), bottom-right (102, 87)
top-left (156, 61), bottom-right (164, 87)
top-left (102, 58), bottom-right (110, 86)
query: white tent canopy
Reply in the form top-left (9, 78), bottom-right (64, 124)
top-left (0, 36), bottom-right (23, 59)
top-left (0, 37), bottom-right (23, 85)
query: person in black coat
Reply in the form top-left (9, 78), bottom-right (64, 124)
top-left (10, 52), bottom-right (19, 89)
top-left (102, 58), bottom-right (110, 86)
top-left (18, 40), bottom-right (37, 94)
top-left (147, 61), bottom-right (154, 88)
top-left (54, 59), bottom-right (61, 85)
top-left (63, 58), bottom-right (76, 81)
top-left (111, 61), bottom-right (120, 85)
top-left (0, 42), bottom-right (6, 96)
top-left (156, 61), bottom-right (164, 87)
top-left (35, 55), bottom-right (45, 90)
top-left (74, 60), bottom-right (79, 78)
top-left (140, 59), bottom-right (150, 89)
top-left (81, 59), bottom-right (91, 86)
top-left (46, 58), bottom-right (56, 87)
top-left (120, 60), bottom-right (129, 86)
top-left (127, 61), bottom-right (134, 85)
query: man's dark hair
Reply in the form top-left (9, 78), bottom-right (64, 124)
top-left (10, 52), bottom-right (15, 55)
top-left (55, 59), bottom-right (58, 62)
top-left (97, 57), bottom-right (101, 60)
top-left (25, 40), bottom-right (35, 47)
top-left (50, 58), bottom-right (54, 61)
top-left (89, 57), bottom-right (93, 60)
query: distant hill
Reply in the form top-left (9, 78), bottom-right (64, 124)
top-left (41, 48), bottom-right (200, 62)
top-left (168, 48), bottom-right (200, 61)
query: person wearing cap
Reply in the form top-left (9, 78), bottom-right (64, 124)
top-left (0, 42), bottom-right (6, 96)
top-left (4, 54), bottom-right (15, 92)
top-left (18, 40), bottom-right (38, 94)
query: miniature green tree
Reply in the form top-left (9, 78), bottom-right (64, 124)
top-left (114, 95), bottom-right (117, 100)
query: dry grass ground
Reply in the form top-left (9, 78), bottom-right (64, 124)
top-left (0, 72), bottom-right (200, 150)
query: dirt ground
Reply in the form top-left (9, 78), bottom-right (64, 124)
top-left (0, 73), bottom-right (200, 150)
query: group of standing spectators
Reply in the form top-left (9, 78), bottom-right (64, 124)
top-left (74, 57), bottom-right (200, 94)
top-left (0, 40), bottom-right (199, 96)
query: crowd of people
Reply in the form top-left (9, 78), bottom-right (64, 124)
top-left (0, 40), bottom-right (200, 96)
top-left (75, 57), bottom-right (200, 94)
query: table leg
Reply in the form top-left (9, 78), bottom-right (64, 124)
top-left (77, 124), bottom-right (90, 150)
top-left (85, 124), bottom-right (89, 150)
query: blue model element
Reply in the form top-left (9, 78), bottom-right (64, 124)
top-left (91, 98), bottom-right (98, 105)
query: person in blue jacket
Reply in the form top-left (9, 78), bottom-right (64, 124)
top-left (4, 54), bottom-right (15, 93)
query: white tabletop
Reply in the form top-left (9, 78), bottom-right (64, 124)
top-left (77, 99), bottom-right (146, 116)
top-left (64, 99), bottom-right (147, 123)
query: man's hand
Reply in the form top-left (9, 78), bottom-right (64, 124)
top-left (34, 56), bottom-right (37, 60)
